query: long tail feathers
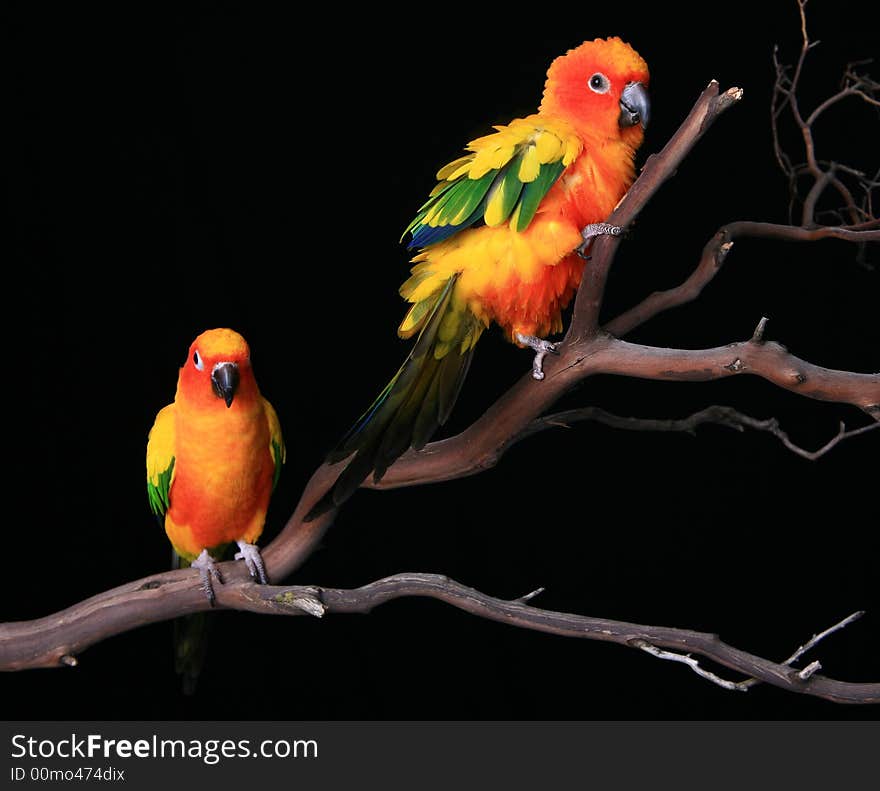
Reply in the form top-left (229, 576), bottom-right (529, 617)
top-left (308, 276), bottom-right (480, 519)
top-left (172, 551), bottom-right (211, 695)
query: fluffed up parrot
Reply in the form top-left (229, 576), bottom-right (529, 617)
top-left (311, 37), bottom-right (649, 516)
top-left (146, 328), bottom-right (285, 690)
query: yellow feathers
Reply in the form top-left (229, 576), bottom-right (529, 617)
top-left (436, 156), bottom-right (472, 181)
top-left (518, 145), bottom-right (541, 182)
top-left (439, 116), bottom-right (581, 185)
top-left (146, 404), bottom-right (176, 499)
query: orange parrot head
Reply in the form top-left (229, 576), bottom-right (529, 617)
top-left (177, 328), bottom-right (258, 410)
top-left (540, 37), bottom-right (650, 147)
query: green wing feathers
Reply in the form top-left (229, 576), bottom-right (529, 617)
top-left (403, 118), bottom-right (580, 248)
top-left (262, 397), bottom-right (286, 492)
top-left (146, 403), bottom-right (176, 518)
top-left (315, 277), bottom-right (482, 517)
top-left (147, 459), bottom-right (174, 516)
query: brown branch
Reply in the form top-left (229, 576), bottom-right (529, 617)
top-left (568, 81), bottom-right (744, 338)
top-left (736, 610), bottom-right (867, 692)
top-left (790, 0), bottom-right (821, 177)
top-left (806, 62), bottom-right (880, 125)
top-left (771, 2), bottom-right (879, 228)
top-left (802, 166), bottom-right (837, 226)
top-left (604, 221), bottom-right (879, 338)
top-left (367, 334), bottom-right (879, 490)
top-left (2, 573), bottom-right (876, 704)
top-left (517, 404), bottom-right (880, 461)
top-left (806, 84), bottom-right (880, 125)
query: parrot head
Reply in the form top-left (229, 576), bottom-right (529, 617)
top-left (540, 37), bottom-right (650, 146)
top-left (178, 328), bottom-right (256, 410)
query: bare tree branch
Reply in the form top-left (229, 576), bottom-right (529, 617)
top-left (771, 1), bottom-right (879, 228)
top-left (806, 62), bottom-right (880, 125)
top-left (633, 642), bottom-right (752, 692)
top-left (569, 83), bottom-right (744, 338)
top-left (517, 404), bottom-right (880, 461)
top-left (737, 610), bottom-right (866, 691)
top-left (2, 573), bottom-right (876, 705)
top-left (603, 221), bottom-right (879, 338)
top-left (366, 335), bottom-right (878, 491)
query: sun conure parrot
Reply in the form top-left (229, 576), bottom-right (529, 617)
top-left (316, 37), bottom-right (649, 515)
top-left (146, 328), bottom-right (284, 690)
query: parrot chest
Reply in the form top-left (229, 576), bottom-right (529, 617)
top-left (469, 144), bottom-right (635, 335)
top-left (558, 142), bottom-right (636, 225)
top-left (167, 404), bottom-right (273, 551)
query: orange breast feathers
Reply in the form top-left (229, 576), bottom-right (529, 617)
top-left (164, 395), bottom-right (274, 559)
top-left (410, 138), bottom-right (639, 340)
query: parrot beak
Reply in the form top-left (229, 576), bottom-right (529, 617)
top-left (211, 362), bottom-right (240, 408)
top-left (619, 81), bottom-right (650, 129)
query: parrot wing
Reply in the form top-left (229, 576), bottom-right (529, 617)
top-left (403, 114), bottom-right (582, 249)
top-left (146, 403), bottom-right (176, 517)
top-left (262, 397), bottom-right (286, 492)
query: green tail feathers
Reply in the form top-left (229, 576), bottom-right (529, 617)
top-left (174, 612), bottom-right (211, 696)
top-left (312, 276), bottom-right (481, 518)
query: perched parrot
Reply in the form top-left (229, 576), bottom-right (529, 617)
top-left (315, 37), bottom-right (649, 515)
top-left (146, 328), bottom-right (284, 689)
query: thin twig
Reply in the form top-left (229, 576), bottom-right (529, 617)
top-left (568, 82), bottom-right (744, 338)
top-left (738, 611), bottom-right (864, 691)
top-left (783, 610), bottom-right (866, 666)
top-left (798, 661), bottom-right (823, 680)
top-left (632, 641), bottom-right (748, 692)
top-left (771, 1), bottom-right (878, 229)
top-left (773, 421), bottom-right (879, 460)
top-left (517, 406), bottom-right (880, 463)
top-left (603, 221), bottom-right (879, 338)
top-left (515, 587), bottom-right (545, 604)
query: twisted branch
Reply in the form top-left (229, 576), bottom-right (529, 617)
top-left (519, 404), bottom-right (880, 461)
top-left (771, 0), bottom-right (878, 229)
top-left (2, 573), bottom-right (876, 704)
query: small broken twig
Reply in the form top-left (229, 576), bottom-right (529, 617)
top-left (634, 610), bottom-right (867, 694)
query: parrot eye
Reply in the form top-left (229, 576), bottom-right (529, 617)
top-left (193, 351), bottom-right (204, 371)
top-left (588, 72), bottom-right (610, 94)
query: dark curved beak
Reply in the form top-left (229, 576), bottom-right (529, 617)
top-left (619, 81), bottom-right (650, 129)
top-left (211, 362), bottom-right (239, 408)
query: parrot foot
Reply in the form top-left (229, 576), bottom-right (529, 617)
top-left (576, 222), bottom-right (623, 259)
top-left (235, 541), bottom-right (269, 585)
top-left (191, 549), bottom-right (223, 606)
top-left (515, 333), bottom-right (559, 381)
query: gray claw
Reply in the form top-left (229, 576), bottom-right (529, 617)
top-left (191, 549), bottom-right (223, 606)
top-left (235, 541), bottom-right (268, 585)
top-left (577, 222), bottom-right (623, 258)
top-left (515, 333), bottom-right (559, 381)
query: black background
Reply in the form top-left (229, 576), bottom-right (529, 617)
top-left (6, 1), bottom-right (878, 721)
